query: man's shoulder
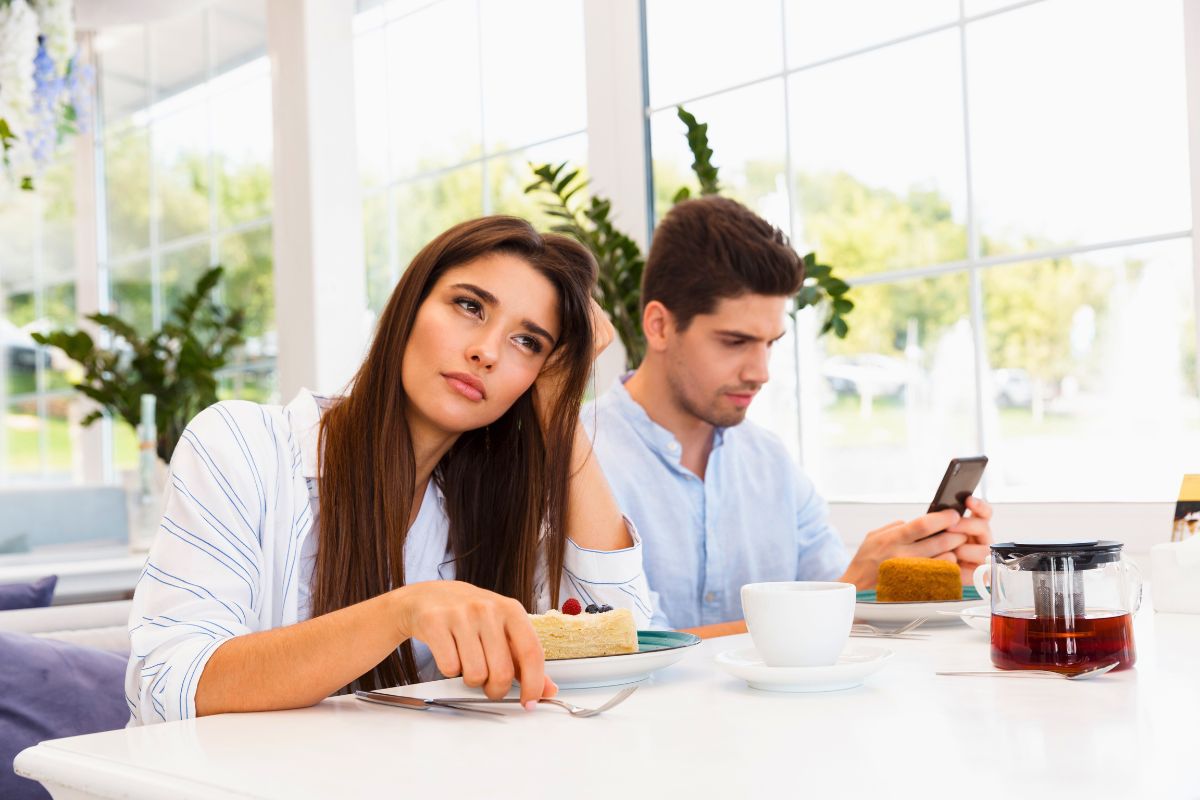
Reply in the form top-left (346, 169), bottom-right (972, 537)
top-left (725, 418), bottom-right (794, 463)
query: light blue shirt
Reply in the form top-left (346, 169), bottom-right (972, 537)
top-left (583, 377), bottom-right (850, 630)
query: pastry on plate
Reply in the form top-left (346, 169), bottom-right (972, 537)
top-left (529, 599), bottom-right (638, 660)
top-left (875, 557), bottom-right (963, 602)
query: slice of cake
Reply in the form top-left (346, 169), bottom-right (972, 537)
top-left (875, 557), bottom-right (963, 602)
top-left (529, 600), bottom-right (638, 660)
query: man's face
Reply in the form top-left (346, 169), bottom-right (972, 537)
top-left (662, 294), bottom-right (789, 428)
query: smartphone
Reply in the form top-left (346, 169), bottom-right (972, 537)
top-left (928, 455), bottom-right (988, 515)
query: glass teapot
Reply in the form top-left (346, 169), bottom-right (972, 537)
top-left (973, 541), bottom-right (1142, 672)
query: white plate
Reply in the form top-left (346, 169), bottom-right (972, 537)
top-left (715, 644), bottom-right (892, 692)
top-left (936, 605), bottom-right (992, 634)
top-left (855, 593), bottom-right (981, 625)
top-left (543, 631), bottom-right (701, 689)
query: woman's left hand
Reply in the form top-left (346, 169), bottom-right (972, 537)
top-left (534, 298), bottom-right (613, 425)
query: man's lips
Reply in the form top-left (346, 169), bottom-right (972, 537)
top-left (443, 372), bottom-right (487, 402)
top-left (725, 391), bottom-right (757, 409)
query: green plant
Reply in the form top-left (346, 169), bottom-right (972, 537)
top-left (525, 105), bottom-right (854, 369)
top-left (31, 266), bottom-right (247, 462)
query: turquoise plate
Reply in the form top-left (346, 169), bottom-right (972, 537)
top-left (543, 630), bottom-right (702, 689)
top-left (856, 586), bottom-right (982, 604)
top-left (636, 630), bottom-right (702, 653)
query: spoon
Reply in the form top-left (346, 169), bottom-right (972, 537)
top-left (936, 662), bottom-right (1119, 681)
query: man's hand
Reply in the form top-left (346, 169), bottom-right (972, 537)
top-left (838, 496), bottom-right (994, 590)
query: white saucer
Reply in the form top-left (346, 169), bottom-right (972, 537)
top-left (936, 605), bottom-right (991, 635)
top-left (715, 644), bottom-right (893, 692)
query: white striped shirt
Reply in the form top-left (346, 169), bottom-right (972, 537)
top-left (125, 389), bottom-right (653, 726)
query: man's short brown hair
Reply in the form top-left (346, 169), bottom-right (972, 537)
top-left (642, 196), bottom-right (804, 330)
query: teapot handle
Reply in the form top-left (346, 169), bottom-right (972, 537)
top-left (1124, 559), bottom-right (1144, 615)
top-left (973, 562), bottom-right (991, 602)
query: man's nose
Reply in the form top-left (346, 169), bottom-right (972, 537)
top-left (742, 344), bottom-right (771, 385)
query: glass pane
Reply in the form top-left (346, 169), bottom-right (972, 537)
top-left (5, 399), bottom-right (42, 481)
top-left (4, 319), bottom-right (41, 397)
top-left (982, 239), bottom-right (1197, 501)
top-left (154, 103), bottom-right (212, 243)
top-left (650, 81), bottom-right (790, 232)
top-left (213, 71), bottom-right (272, 226)
top-left (785, 0), bottom-right (958, 65)
top-left (41, 156), bottom-right (76, 273)
top-left (219, 225), bottom-right (274, 343)
top-left (967, 0), bottom-right (1189, 254)
top-left (364, 191), bottom-right (393, 314)
top-left (161, 243), bottom-right (212, 319)
top-left (645, 0), bottom-right (783, 108)
top-left (150, 9), bottom-right (208, 104)
top-left (355, 26), bottom-right (390, 190)
top-left (964, 0), bottom-right (1027, 17)
top-left (109, 258), bottom-right (154, 337)
top-left (393, 165), bottom-right (484, 278)
top-left (385, 0), bottom-right (482, 180)
top-left (42, 275), bottom-right (77, 393)
top-left (218, 365), bottom-right (277, 404)
top-left (98, 25), bottom-right (149, 130)
top-left (801, 272), bottom-right (976, 500)
top-left (789, 30), bottom-right (967, 275)
top-left (104, 128), bottom-right (151, 259)
top-left (43, 395), bottom-right (75, 477)
top-left (489, 133), bottom-right (587, 233)
top-left (211, 0), bottom-right (268, 77)
top-left (479, 0), bottom-right (586, 152)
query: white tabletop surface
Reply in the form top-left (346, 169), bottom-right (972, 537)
top-left (16, 610), bottom-right (1200, 800)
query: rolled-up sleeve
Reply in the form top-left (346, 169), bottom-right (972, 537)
top-left (125, 403), bottom-right (271, 725)
top-left (536, 518), bottom-right (654, 628)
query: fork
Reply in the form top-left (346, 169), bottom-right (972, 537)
top-left (432, 685), bottom-right (639, 718)
top-left (851, 617), bottom-right (930, 638)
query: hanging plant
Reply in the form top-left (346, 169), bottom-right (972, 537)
top-left (0, 0), bottom-right (91, 191)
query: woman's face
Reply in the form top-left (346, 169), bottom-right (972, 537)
top-left (402, 252), bottom-right (561, 435)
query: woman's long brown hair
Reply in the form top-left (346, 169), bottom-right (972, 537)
top-left (311, 216), bottom-right (597, 692)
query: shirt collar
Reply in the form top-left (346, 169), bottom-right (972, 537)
top-left (284, 388), bottom-right (330, 479)
top-left (610, 373), bottom-right (727, 462)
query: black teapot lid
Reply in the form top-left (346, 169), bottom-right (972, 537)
top-left (990, 540), bottom-right (1123, 571)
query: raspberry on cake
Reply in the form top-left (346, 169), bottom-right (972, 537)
top-left (529, 606), bottom-right (638, 660)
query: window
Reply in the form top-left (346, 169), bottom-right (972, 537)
top-left (96, 1), bottom-right (276, 475)
top-left (644, 0), bottom-right (1195, 501)
top-left (354, 0), bottom-right (589, 313)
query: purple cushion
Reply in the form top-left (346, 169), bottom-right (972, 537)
top-left (0, 632), bottom-right (129, 800)
top-left (0, 576), bottom-right (57, 611)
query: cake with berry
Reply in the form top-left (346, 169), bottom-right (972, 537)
top-left (529, 599), bottom-right (639, 660)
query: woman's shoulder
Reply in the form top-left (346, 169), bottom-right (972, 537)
top-left (178, 398), bottom-right (300, 472)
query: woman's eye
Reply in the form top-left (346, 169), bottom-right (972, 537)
top-left (514, 335), bottom-right (543, 354)
top-left (454, 297), bottom-right (482, 316)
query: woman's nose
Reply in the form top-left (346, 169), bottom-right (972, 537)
top-left (465, 339), bottom-right (498, 371)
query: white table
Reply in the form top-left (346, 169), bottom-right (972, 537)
top-left (16, 611), bottom-right (1200, 800)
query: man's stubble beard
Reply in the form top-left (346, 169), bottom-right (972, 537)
top-left (665, 351), bottom-right (750, 429)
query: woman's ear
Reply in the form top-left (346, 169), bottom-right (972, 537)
top-left (642, 301), bottom-right (674, 353)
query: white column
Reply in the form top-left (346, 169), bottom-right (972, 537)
top-left (1184, 0), bottom-right (1200, 391)
top-left (266, 0), bottom-right (368, 398)
top-left (583, 0), bottom-right (651, 387)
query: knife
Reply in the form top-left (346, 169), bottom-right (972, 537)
top-left (354, 690), bottom-right (504, 716)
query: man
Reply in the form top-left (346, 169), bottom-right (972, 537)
top-left (582, 196), bottom-right (992, 631)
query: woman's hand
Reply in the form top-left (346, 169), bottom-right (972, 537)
top-left (533, 298), bottom-right (614, 425)
top-left (390, 581), bottom-right (557, 708)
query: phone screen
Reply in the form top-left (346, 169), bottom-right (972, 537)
top-left (928, 456), bottom-right (988, 514)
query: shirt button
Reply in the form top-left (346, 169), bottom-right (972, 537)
top-left (705, 592), bottom-right (716, 603)
top-left (667, 442), bottom-right (680, 452)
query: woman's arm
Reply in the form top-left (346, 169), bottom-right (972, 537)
top-left (197, 580), bottom-right (553, 715)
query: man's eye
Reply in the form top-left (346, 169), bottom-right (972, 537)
top-left (514, 335), bottom-right (543, 354)
top-left (455, 297), bottom-right (482, 316)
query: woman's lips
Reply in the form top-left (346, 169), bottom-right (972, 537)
top-left (443, 372), bottom-right (486, 402)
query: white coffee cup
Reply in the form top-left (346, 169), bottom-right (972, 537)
top-left (740, 581), bottom-right (856, 667)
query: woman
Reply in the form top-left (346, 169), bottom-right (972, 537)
top-left (126, 216), bottom-right (652, 724)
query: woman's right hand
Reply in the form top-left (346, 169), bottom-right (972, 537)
top-left (390, 581), bottom-right (556, 708)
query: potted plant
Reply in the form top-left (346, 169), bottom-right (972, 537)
top-left (525, 106), bottom-right (854, 370)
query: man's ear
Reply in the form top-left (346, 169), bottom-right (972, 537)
top-left (642, 300), bottom-right (674, 353)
